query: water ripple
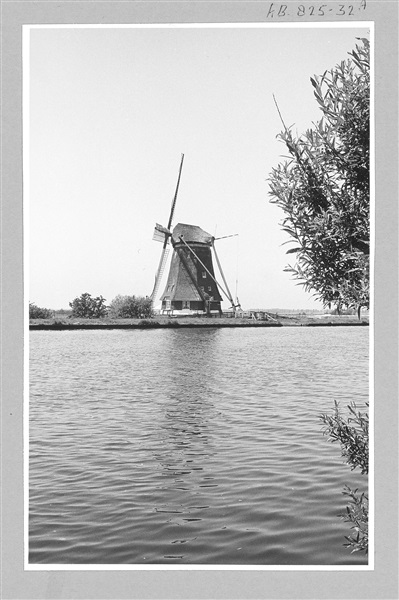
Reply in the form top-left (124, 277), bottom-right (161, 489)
top-left (29, 327), bottom-right (369, 565)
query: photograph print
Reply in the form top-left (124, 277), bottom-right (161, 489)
top-left (27, 23), bottom-right (371, 567)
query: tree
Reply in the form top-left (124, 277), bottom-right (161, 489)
top-left (29, 302), bottom-right (54, 319)
top-left (268, 38), bottom-right (370, 314)
top-left (69, 292), bottom-right (108, 318)
top-left (320, 401), bottom-right (369, 553)
top-left (108, 294), bottom-right (154, 319)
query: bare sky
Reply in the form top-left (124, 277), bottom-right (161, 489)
top-left (27, 24), bottom-right (370, 310)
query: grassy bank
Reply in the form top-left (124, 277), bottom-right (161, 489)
top-left (29, 314), bottom-right (369, 330)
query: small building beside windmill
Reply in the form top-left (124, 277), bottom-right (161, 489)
top-left (160, 223), bottom-right (223, 315)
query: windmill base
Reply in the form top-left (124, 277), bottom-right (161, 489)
top-left (159, 308), bottom-right (222, 317)
top-left (160, 299), bottom-right (222, 316)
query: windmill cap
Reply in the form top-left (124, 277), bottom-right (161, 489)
top-left (173, 223), bottom-right (213, 244)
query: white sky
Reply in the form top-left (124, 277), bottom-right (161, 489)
top-left (27, 24), bottom-right (370, 310)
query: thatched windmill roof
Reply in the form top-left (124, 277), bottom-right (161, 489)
top-left (172, 223), bottom-right (213, 245)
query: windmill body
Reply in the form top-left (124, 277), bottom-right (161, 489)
top-left (160, 223), bottom-right (223, 315)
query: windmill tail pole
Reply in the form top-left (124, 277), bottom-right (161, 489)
top-left (211, 239), bottom-right (237, 311)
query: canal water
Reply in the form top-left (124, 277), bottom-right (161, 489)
top-left (29, 327), bottom-right (369, 566)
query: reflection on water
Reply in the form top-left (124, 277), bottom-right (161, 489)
top-left (147, 331), bottom-right (221, 558)
top-left (29, 327), bottom-right (369, 565)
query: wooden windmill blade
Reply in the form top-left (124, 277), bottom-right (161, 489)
top-left (150, 246), bottom-right (170, 302)
top-left (150, 154), bottom-right (184, 302)
top-left (166, 153), bottom-right (184, 232)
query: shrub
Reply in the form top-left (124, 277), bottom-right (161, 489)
top-left (69, 293), bottom-right (108, 319)
top-left (139, 319), bottom-right (160, 328)
top-left (341, 485), bottom-right (368, 554)
top-left (320, 401), bottom-right (369, 553)
top-left (108, 295), bottom-right (154, 319)
top-left (29, 302), bottom-right (54, 319)
top-left (269, 39), bottom-right (370, 314)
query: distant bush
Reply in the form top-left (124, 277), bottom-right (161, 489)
top-left (69, 293), bottom-right (108, 319)
top-left (53, 309), bottom-right (72, 321)
top-left (167, 320), bottom-right (181, 327)
top-left (29, 302), bottom-right (54, 319)
top-left (108, 295), bottom-right (154, 319)
top-left (320, 401), bottom-right (369, 553)
top-left (139, 319), bottom-right (160, 328)
top-left (329, 308), bottom-right (357, 316)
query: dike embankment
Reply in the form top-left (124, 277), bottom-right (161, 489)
top-left (29, 315), bottom-right (369, 330)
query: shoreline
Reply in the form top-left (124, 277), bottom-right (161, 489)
top-left (29, 315), bottom-right (369, 330)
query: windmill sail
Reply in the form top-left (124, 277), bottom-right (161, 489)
top-left (151, 246), bottom-right (170, 302)
top-left (150, 154), bottom-right (185, 303)
top-left (166, 154), bottom-right (184, 231)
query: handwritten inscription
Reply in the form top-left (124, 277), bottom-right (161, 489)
top-left (265, 1), bottom-right (367, 18)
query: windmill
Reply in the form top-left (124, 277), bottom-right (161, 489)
top-left (151, 155), bottom-right (240, 316)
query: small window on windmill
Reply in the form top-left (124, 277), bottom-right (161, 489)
top-left (200, 286), bottom-right (205, 292)
top-left (202, 271), bottom-right (207, 278)
top-left (208, 286), bottom-right (212, 292)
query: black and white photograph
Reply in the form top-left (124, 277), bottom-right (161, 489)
top-left (25, 23), bottom-right (373, 568)
top-left (1, 0), bottom-right (398, 597)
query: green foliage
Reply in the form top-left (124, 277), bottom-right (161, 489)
top-left (341, 485), bottom-right (368, 554)
top-left (108, 295), bottom-right (154, 319)
top-left (320, 401), bottom-right (369, 553)
top-left (269, 38), bottom-right (370, 312)
top-left (69, 292), bottom-right (108, 319)
top-left (321, 400), bottom-right (369, 474)
top-left (139, 319), bottom-right (160, 328)
top-left (29, 302), bottom-right (54, 319)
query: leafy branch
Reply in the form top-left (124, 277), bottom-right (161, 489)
top-left (269, 38), bottom-right (370, 313)
top-left (320, 401), bottom-right (369, 554)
